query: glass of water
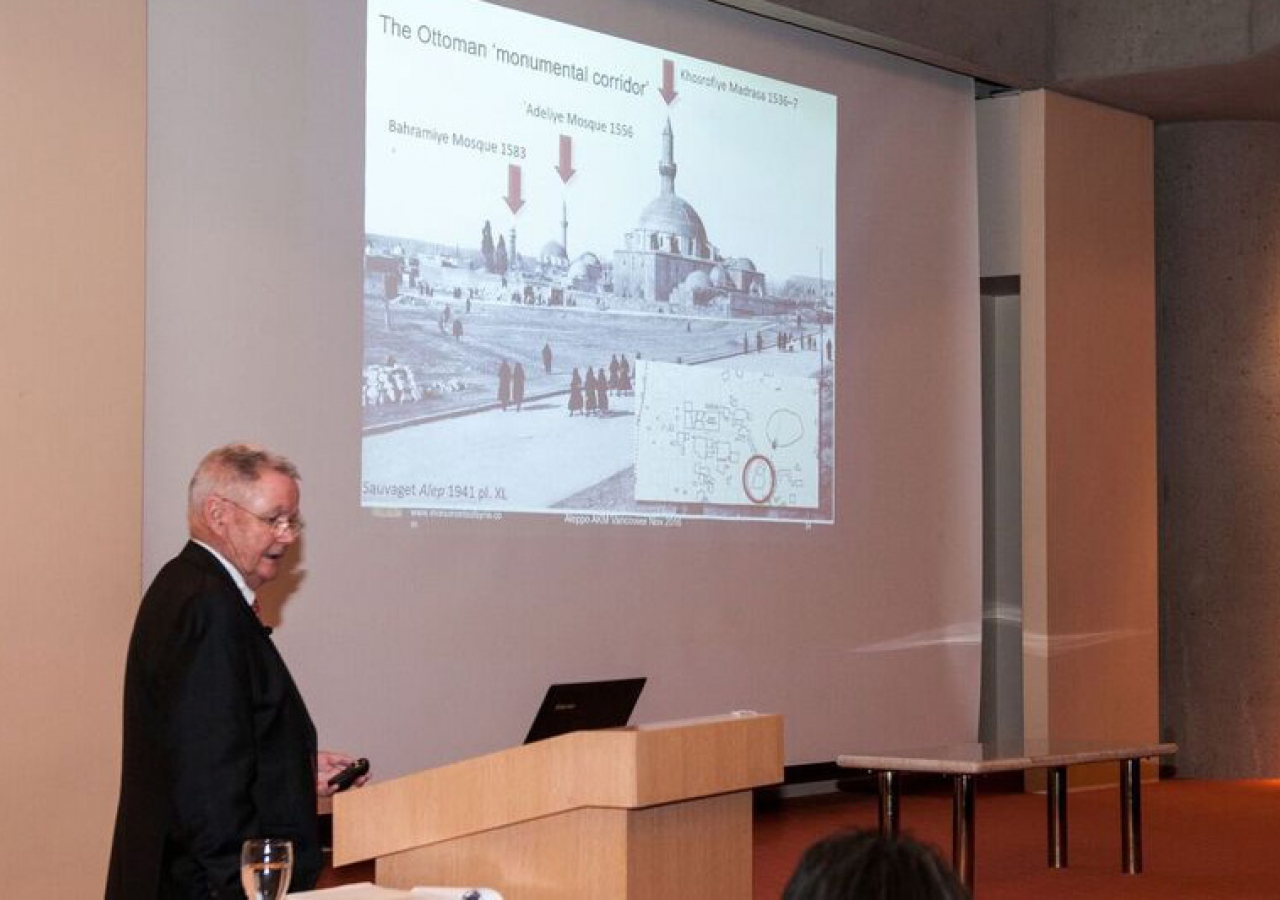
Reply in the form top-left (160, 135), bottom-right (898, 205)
top-left (240, 838), bottom-right (293, 900)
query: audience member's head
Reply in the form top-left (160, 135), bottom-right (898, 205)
top-left (782, 829), bottom-right (969, 900)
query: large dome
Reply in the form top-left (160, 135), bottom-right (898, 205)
top-left (568, 253), bottom-right (602, 282)
top-left (637, 194), bottom-right (708, 246)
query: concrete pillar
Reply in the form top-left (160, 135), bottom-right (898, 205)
top-left (1157, 121), bottom-right (1280, 777)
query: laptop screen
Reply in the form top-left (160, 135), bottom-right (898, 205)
top-left (524, 677), bottom-right (646, 744)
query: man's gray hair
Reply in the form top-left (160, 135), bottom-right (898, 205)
top-left (188, 443), bottom-right (301, 521)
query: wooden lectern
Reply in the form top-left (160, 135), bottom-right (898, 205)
top-left (332, 714), bottom-right (783, 899)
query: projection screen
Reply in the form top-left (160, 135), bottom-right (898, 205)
top-left (362, 0), bottom-right (837, 526)
top-left (145, 0), bottom-right (982, 778)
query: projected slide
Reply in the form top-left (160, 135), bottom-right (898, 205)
top-left (362, 0), bottom-right (837, 524)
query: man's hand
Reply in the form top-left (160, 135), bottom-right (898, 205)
top-left (316, 749), bottom-right (371, 798)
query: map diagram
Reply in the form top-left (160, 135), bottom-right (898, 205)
top-left (633, 361), bottom-right (820, 509)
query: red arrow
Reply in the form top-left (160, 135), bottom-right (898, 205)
top-left (504, 164), bottom-right (524, 215)
top-left (660, 59), bottom-right (678, 105)
top-left (555, 134), bottom-right (576, 183)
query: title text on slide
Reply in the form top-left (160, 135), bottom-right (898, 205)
top-left (379, 14), bottom-right (649, 96)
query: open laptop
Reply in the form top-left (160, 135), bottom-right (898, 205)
top-left (523, 677), bottom-right (646, 744)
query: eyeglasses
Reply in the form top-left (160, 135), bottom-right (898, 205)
top-left (216, 495), bottom-right (305, 537)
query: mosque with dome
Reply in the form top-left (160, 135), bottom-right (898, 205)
top-left (611, 118), bottom-right (767, 309)
top-left (521, 117), bottom-right (787, 312)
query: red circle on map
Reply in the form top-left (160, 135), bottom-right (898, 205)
top-left (742, 454), bottom-right (776, 504)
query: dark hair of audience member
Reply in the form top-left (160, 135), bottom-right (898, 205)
top-left (781, 829), bottom-right (969, 900)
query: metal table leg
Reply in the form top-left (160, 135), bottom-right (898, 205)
top-left (1120, 757), bottom-right (1143, 874)
top-left (953, 773), bottom-right (975, 891)
top-left (877, 770), bottom-right (900, 837)
top-left (1048, 765), bottom-right (1068, 868)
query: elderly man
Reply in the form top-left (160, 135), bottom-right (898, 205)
top-left (107, 444), bottom-right (366, 899)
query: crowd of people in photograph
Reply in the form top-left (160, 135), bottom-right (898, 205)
top-left (568, 353), bottom-right (634, 417)
top-left (490, 351), bottom-right (635, 417)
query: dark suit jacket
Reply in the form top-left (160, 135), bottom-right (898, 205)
top-left (106, 542), bottom-right (321, 899)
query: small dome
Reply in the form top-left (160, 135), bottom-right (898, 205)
top-left (728, 257), bottom-right (756, 273)
top-left (540, 241), bottom-right (568, 262)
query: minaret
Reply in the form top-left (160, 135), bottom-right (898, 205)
top-left (560, 200), bottom-right (569, 258)
top-left (509, 226), bottom-right (517, 268)
top-left (659, 117), bottom-right (677, 196)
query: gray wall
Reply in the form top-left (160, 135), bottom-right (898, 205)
top-left (1158, 122), bottom-right (1280, 777)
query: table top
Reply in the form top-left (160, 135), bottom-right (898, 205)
top-left (837, 739), bottom-right (1178, 775)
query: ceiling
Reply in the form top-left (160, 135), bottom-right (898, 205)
top-left (718, 0), bottom-right (1280, 123)
top-left (1052, 43), bottom-right (1280, 122)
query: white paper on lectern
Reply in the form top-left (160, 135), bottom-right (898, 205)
top-left (288, 883), bottom-right (502, 900)
top-left (288, 886), bottom-right (404, 899)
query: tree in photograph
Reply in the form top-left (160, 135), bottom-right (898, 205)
top-left (481, 220), bottom-right (495, 272)
top-left (495, 235), bottom-right (508, 276)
